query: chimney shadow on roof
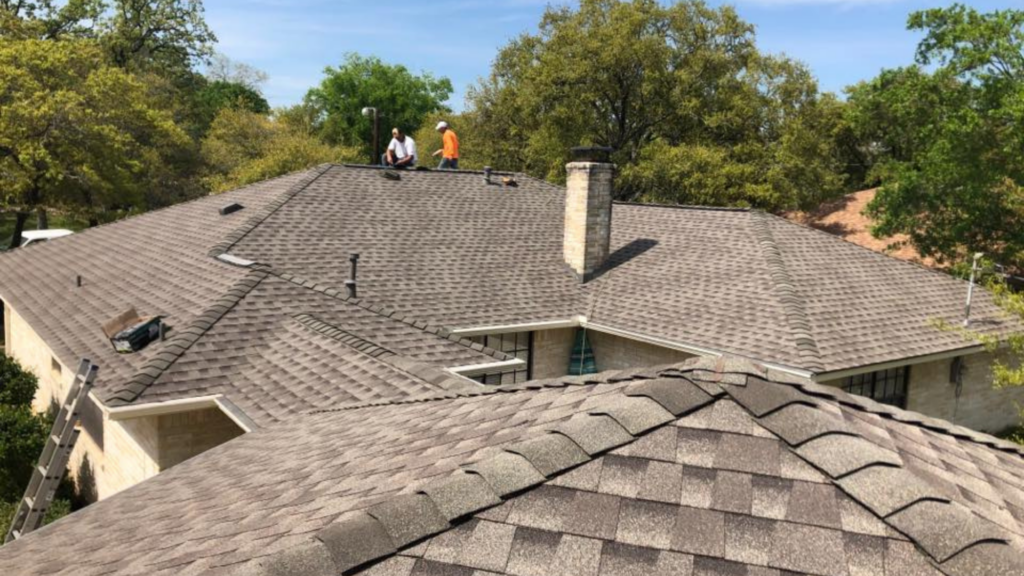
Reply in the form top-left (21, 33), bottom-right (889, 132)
top-left (590, 238), bottom-right (658, 281)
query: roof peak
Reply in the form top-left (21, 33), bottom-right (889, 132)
top-left (233, 358), bottom-right (1024, 576)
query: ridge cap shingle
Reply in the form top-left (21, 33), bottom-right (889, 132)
top-left (232, 369), bottom-right (719, 576)
top-left (749, 210), bottom-right (825, 373)
top-left (103, 267), bottom-right (270, 406)
top-left (719, 372), bottom-right (1024, 574)
top-left (209, 163), bottom-right (333, 258)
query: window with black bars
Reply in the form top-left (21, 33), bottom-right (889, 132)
top-left (841, 366), bottom-right (910, 408)
top-left (469, 332), bottom-right (533, 385)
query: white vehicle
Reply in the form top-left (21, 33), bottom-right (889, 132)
top-left (20, 229), bottom-right (74, 247)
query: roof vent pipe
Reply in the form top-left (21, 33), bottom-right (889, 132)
top-left (484, 166), bottom-right (492, 185)
top-left (346, 253), bottom-right (360, 298)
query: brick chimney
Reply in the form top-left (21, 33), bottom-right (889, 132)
top-left (563, 147), bottom-right (614, 282)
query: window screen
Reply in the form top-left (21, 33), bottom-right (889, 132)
top-left (841, 366), bottom-right (909, 408)
top-left (469, 332), bottom-right (533, 385)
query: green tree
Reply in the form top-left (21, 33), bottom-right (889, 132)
top-left (851, 5), bottom-right (1024, 270)
top-left (0, 352), bottom-right (70, 533)
top-left (304, 53), bottom-right (453, 155)
top-left (192, 79), bottom-right (270, 132)
top-left (465, 0), bottom-right (846, 210)
top-left (201, 107), bottom-right (360, 193)
top-left (0, 39), bottom-right (192, 247)
top-left (0, 0), bottom-right (103, 40)
top-left (0, 354), bottom-right (38, 407)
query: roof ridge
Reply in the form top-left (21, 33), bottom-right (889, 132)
top-left (749, 210), bottom-right (825, 372)
top-left (104, 266), bottom-right (271, 406)
top-left (293, 313), bottom-right (478, 393)
top-left (232, 368), bottom-right (724, 576)
top-left (294, 313), bottom-right (397, 359)
top-left (308, 363), bottom-right (687, 413)
top-left (613, 201), bottom-right (751, 212)
top-left (208, 164), bottom-right (333, 258)
top-left (267, 270), bottom-right (517, 364)
top-left (718, 354), bottom-right (1024, 457)
top-left (719, 376), bottom-right (1024, 573)
top-left (0, 171), bottom-right (315, 266)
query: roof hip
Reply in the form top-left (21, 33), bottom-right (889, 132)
top-left (104, 266), bottom-right (271, 405)
top-left (750, 210), bottom-right (825, 373)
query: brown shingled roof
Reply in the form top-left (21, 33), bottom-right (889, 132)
top-left (0, 165), bottom-right (1018, 422)
top-left (2, 358), bottom-right (1021, 575)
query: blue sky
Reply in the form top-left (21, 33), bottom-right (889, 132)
top-left (204, 0), bottom-right (1011, 110)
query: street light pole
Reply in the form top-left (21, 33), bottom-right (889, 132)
top-left (361, 107), bottom-right (379, 165)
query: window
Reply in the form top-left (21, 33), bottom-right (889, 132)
top-left (841, 366), bottom-right (909, 408)
top-left (469, 332), bottom-right (533, 385)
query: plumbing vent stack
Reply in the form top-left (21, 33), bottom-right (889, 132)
top-left (346, 253), bottom-right (360, 298)
top-left (484, 166), bottom-right (492, 185)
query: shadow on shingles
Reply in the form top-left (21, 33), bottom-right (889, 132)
top-left (590, 238), bottom-right (659, 281)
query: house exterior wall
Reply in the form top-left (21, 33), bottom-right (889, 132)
top-left (157, 408), bottom-right (244, 469)
top-left (588, 330), bottom-right (696, 372)
top-left (2, 300), bottom-right (243, 501)
top-left (532, 328), bottom-right (576, 379)
top-left (820, 350), bottom-right (1024, 433)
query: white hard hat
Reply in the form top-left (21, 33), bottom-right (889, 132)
top-left (436, 121), bottom-right (448, 130)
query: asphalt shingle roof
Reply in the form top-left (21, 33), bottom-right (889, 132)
top-left (222, 164), bottom-right (1013, 374)
top-left (0, 163), bottom-right (1017, 420)
top-left (1, 357), bottom-right (1021, 576)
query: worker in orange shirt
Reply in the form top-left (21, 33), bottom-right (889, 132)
top-left (432, 121), bottom-right (459, 170)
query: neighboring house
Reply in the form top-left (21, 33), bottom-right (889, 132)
top-left (1, 358), bottom-right (1022, 576)
top-left (0, 151), bottom-right (1021, 503)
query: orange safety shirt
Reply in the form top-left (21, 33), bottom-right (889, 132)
top-left (442, 130), bottom-right (460, 159)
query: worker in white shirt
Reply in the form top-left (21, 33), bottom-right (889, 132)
top-left (383, 128), bottom-right (417, 168)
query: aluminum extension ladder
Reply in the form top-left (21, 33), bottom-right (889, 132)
top-left (4, 359), bottom-right (98, 543)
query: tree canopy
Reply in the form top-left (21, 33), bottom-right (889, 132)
top-left (0, 39), bottom-right (192, 247)
top-left (201, 107), bottom-right (359, 193)
top-left (850, 5), bottom-right (1024, 271)
top-left (464, 0), bottom-right (846, 210)
top-left (304, 54), bottom-right (453, 155)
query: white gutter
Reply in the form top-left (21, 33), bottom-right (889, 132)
top-left (581, 320), bottom-right (816, 379)
top-left (810, 345), bottom-right (985, 383)
top-left (448, 358), bottom-right (526, 377)
top-left (449, 318), bottom-right (582, 337)
top-left (104, 394), bottom-right (255, 433)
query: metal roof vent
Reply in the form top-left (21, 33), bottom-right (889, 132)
top-left (219, 203), bottom-right (244, 216)
top-left (101, 308), bottom-right (164, 353)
